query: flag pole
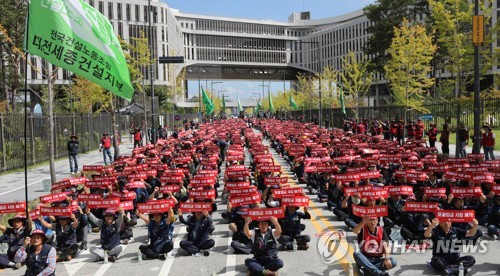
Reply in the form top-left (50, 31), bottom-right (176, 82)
top-left (23, 0), bottom-right (31, 218)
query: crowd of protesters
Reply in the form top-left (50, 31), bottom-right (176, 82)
top-left (0, 117), bottom-right (497, 276)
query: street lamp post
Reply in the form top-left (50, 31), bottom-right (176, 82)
top-left (148, 0), bottom-right (156, 144)
top-left (211, 81), bottom-right (222, 94)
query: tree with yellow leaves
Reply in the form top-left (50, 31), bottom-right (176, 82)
top-left (384, 19), bottom-right (436, 114)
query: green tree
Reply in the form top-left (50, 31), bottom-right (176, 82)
top-left (339, 51), bottom-right (373, 107)
top-left (0, 0), bottom-right (27, 112)
top-left (428, 0), bottom-right (493, 100)
top-left (384, 19), bottom-right (436, 114)
top-left (120, 32), bottom-right (153, 132)
top-left (363, 0), bottom-right (428, 74)
top-left (70, 75), bottom-right (110, 113)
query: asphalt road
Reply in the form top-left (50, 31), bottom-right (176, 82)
top-left (0, 137), bottom-right (498, 275)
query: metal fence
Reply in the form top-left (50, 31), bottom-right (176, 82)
top-left (0, 112), bottom-right (204, 172)
top-left (286, 98), bottom-right (500, 131)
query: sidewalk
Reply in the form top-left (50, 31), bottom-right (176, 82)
top-left (442, 142), bottom-right (499, 159)
top-left (0, 141), bottom-right (134, 202)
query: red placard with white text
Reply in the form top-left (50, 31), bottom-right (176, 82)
top-left (179, 202), bottom-right (212, 213)
top-left (388, 186), bottom-right (414, 196)
top-left (450, 187), bottom-right (483, 198)
top-left (0, 202), bottom-right (26, 214)
top-left (435, 210), bottom-right (475, 223)
top-left (39, 192), bottom-right (68, 204)
top-left (246, 207), bottom-right (285, 221)
top-left (225, 181), bottom-right (251, 190)
top-left (77, 194), bottom-right (102, 203)
top-left (228, 187), bottom-right (258, 197)
top-left (352, 205), bottom-right (388, 217)
top-left (120, 201), bottom-right (135, 211)
top-left (229, 193), bottom-right (261, 207)
top-left (137, 200), bottom-right (171, 214)
top-left (125, 181), bottom-right (146, 189)
top-left (264, 177), bottom-right (288, 186)
top-left (40, 206), bottom-right (72, 217)
top-left (493, 185), bottom-right (500, 194)
top-left (189, 189), bottom-right (216, 200)
top-left (281, 196), bottom-right (310, 207)
top-left (272, 188), bottom-right (304, 199)
top-left (86, 199), bottom-right (120, 209)
top-left (160, 185), bottom-right (181, 193)
top-left (424, 188), bottom-right (447, 198)
top-left (404, 202), bottom-right (439, 212)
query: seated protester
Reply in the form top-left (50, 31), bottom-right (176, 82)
top-left (228, 203), bottom-right (255, 254)
top-left (14, 229), bottom-right (56, 275)
top-left (278, 205), bottom-right (311, 251)
top-left (383, 193), bottom-right (405, 234)
top-left (306, 172), bottom-right (320, 195)
top-left (74, 187), bottom-right (89, 250)
top-left (263, 186), bottom-right (281, 208)
top-left (424, 217), bottom-right (478, 275)
top-left (352, 216), bottom-right (397, 276)
top-left (487, 194), bottom-right (500, 239)
top-left (36, 213), bottom-right (79, 261)
top-left (244, 216), bottom-right (284, 276)
top-left (327, 181), bottom-right (343, 211)
top-left (399, 208), bottom-right (430, 244)
top-left (86, 207), bottom-right (124, 262)
top-left (317, 173), bottom-right (330, 203)
top-left (136, 209), bottom-right (175, 259)
top-left (178, 209), bottom-right (215, 256)
top-left (443, 196), bottom-right (484, 243)
top-left (119, 212), bottom-right (135, 245)
top-left (0, 213), bottom-right (31, 269)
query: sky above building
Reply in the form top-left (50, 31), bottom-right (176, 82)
top-left (162, 0), bottom-right (376, 103)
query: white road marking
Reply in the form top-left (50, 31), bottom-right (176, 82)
top-left (159, 227), bottom-right (187, 275)
top-left (93, 244), bottom-right (128, 276)
top-left (63, 249), bottom-right (93, 276)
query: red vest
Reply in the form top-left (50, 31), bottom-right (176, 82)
top-left (134, 131), bottom-right (141, 141)
top-left (361, 225), bottom-right (385, 257)
top-left (357, 124), bottom-right (366, 134)
top-left (415, 123), bottom-right (424, 139)
top-left (428, 127), bottom-right (438, 140)
top-left (101, 137), bottom-right (111, 148)
top-left (482, 132), bottom-right (495, 147)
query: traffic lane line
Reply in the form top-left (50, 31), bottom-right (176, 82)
top-left (269, 153), bottom-right (357, 271)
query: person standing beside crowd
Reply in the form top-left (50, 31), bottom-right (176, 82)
top-left (67, 134), bottom-right (79, 173)
top-left (440, 124), bottom-right (450, 156)
top-left (427, 123), bottom-right (438, 148)
top-left (458, 122), bottom-right (469, 158)
top-left (481, 124), bottom-right (495, 160)
top-left (99, 132), bottom-right (113, 165)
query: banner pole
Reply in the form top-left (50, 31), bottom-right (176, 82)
top-left (24, 0), bottom-right (32, 218)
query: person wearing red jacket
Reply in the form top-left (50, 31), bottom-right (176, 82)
top-left (439, 124), bottom-right (450, 155)
top-left (406, 122), bottom-right (415, 139)
top-left (357, 121), bottom-right (366, 135)
top-left (100, 132), bottom-right (113, 165)
top-left (390, 121), bottom-right (398, 141)
top-left (426, 123), bottom-right (438, 148)
top-left (415, 119), bottom-right (425, 140)
top-left (481, 125), bottom-right (496, 160)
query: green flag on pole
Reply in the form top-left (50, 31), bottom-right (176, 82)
top-left (268, 92), bottom-right (274, 113)
top-left (222, 96), bottom-right (226, 113)
top-left (255, 99), bottom-right (260, 114)
top-left (289, 94), bottom-right (298, 110)
top-left (237, 96), bottom-right (243, 113)
top-left (202, 87), bottom-right (214, 115)
top-left (25, 0), bottom-right (134, 101)
top-left (339, 86), bottom-right (346, 116)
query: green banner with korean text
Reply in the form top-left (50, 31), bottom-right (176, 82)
top-left (26, 0), bottom-right (134, 101)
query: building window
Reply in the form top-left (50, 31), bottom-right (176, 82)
top-left (89, 0), bottom-right (94, 7)
top-left (135, 5), bottom-right (139, 22)
top-left (98, 1), bottom-right (103, 14)
top-left (126, 4), bottom-right (131, 21)
top-left (144, 6), bottom-right (148, 22)
top-left (117, 3), bottom-right (122, 20)
top-left (108, 2), bottom-right (113, 19)
top-left (118, 22), bottom-right (123, 38)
